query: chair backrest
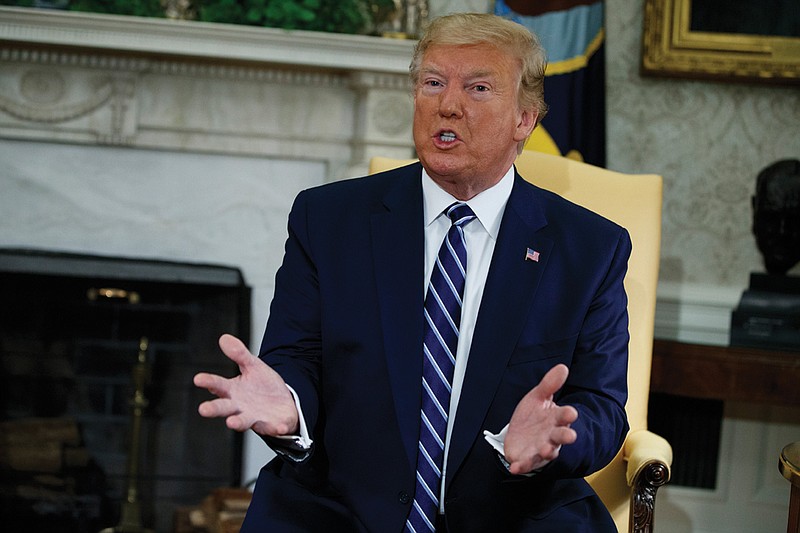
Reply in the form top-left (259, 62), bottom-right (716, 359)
top-left (369, 152), bottom-right (664, 531)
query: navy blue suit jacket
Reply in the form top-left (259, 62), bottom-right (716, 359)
top-left (243, 162), bottom-right (630, 532)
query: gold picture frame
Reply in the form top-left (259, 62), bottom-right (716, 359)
top-left (642, 0), bottom-right (800, 85)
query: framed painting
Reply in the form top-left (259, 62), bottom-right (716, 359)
top-left (641, 0), bottom-right (800, 85)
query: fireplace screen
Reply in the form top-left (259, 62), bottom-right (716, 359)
top-left (0, 249), bottom-right (250, 533)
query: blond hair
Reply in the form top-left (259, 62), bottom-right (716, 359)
top-left (410, 12), bottom-right (549, 123)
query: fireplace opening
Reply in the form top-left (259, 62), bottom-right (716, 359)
top-left (0, 249), bottom-right (250, 533)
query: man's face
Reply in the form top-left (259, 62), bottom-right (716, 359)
top-left (412, 43), bottom-right (537, 199)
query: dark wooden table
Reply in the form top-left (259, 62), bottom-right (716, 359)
top-left (651, 339), bottom-right (800, 405)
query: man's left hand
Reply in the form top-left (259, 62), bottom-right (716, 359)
top-left (504, 364), bottom-right (578, 475)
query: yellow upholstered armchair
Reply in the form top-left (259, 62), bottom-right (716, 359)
top-left (369, 151), bottom-right (673, 533)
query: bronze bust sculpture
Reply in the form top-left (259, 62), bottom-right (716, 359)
top-left (731, 159), bottom-right (800, 351)
top-left (752, 159), bottom-right (800, 275)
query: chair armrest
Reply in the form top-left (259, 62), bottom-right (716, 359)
top-left (624, 429), bottom-right (672, 533)
top-left (624, 429), bottom-right (672, 486)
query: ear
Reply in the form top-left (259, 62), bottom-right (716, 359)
top-left (514, 108), bottom-right (538, 143)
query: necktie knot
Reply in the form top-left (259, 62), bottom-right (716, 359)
top-left (445, 202), bottom-right (476, 228)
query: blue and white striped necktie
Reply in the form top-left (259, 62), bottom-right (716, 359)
top-left (405, 202), bottom-right (475, 533)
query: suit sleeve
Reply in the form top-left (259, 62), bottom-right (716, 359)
top-left (258, 190), bottom-right (324, 445)
top-left (545, 227), bottom-right (632, 480)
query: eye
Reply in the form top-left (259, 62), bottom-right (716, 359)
top-left (473, 84), bottom-right (490, 92)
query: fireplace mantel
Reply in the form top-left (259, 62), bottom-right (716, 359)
top-left (0, 7), bottom-right (416, 73)
top-left (0, 6), bottom-right (418, 179)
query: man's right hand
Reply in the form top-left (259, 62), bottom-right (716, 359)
top-left (193, 334), bottom-right (300, 437)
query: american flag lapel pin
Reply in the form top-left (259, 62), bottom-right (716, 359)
top-left (525, 248), bottom-right (540, 262)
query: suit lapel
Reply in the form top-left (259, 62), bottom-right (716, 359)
top-left (446, 174), bottom-right (554, 485)
top-left (370, 163), bottom-right (426, 471)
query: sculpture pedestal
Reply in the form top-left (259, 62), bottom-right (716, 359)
top-left (730, 272), bottom-right (800, 352)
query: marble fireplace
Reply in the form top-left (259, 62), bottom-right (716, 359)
top-left (0, 6), bottom-right (418, 532)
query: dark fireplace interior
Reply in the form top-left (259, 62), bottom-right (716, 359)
top-left (0, 249), bottom-right (250, 533)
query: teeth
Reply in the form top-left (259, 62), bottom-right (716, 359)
top-left (440, 132), bottom-right (456, 142)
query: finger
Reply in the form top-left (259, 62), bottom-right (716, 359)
top-left (218, 334), bottom-right (256, 367)
top-left (508, 460), bottom-right (535, 476)
top-left (226, 414), bottom-right (253, 432)
top-left (508, 453), bottom-right (549, 475)
top-left (198, 398), bottom-right (238, 418)
top-left (193, 372), bottom-right (231, 397)
top-left (550, 426), bottom-right (577, 446)
top-left (556, 405), bottom-right (579, 426)
top-left (535, 364), bottom-right (569, 399)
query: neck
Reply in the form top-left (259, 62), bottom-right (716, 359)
top-left (429, 170), bottom-right (510, 201)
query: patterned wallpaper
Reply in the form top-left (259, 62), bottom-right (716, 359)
top-left (430, 0), bottom-right (800, 292)
top-left (605, 0), bottom-right (800, 290)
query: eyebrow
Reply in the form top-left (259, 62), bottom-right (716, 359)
top-left (419, 65), bottom-right (498, 81)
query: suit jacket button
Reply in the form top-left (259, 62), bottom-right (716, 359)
top-left (398, 491), bottom-right (410, 504)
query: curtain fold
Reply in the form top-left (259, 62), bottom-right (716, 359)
top-left (495, 0), bottom-right (607, 167)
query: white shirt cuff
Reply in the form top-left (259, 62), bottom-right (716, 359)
top-left (269, 384), bottom-right (313, 455)
top-left (483, 425), bottom-right (556, 475)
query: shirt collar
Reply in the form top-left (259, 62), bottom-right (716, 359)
top-left (421, 165), bottom-right (515, 240)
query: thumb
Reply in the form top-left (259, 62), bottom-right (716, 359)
top-left (535, 364), bottom-right (569, 399)
top-left (218, 334), bottom-right (256, 367)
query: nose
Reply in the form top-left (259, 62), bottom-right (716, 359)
top-left (438, 85), bottom-right (464, 118)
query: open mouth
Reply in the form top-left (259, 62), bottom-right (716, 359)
top-left (438, 131), bottom-right (457, 142)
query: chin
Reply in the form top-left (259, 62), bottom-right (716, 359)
top-left (426, 162), bottom-right (465, 181)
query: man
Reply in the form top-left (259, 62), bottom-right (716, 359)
top-left (194, 13), bottom-right (630, 532)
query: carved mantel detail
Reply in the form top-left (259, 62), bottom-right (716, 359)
top-left (0, 7), bottom-right (418, 179)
